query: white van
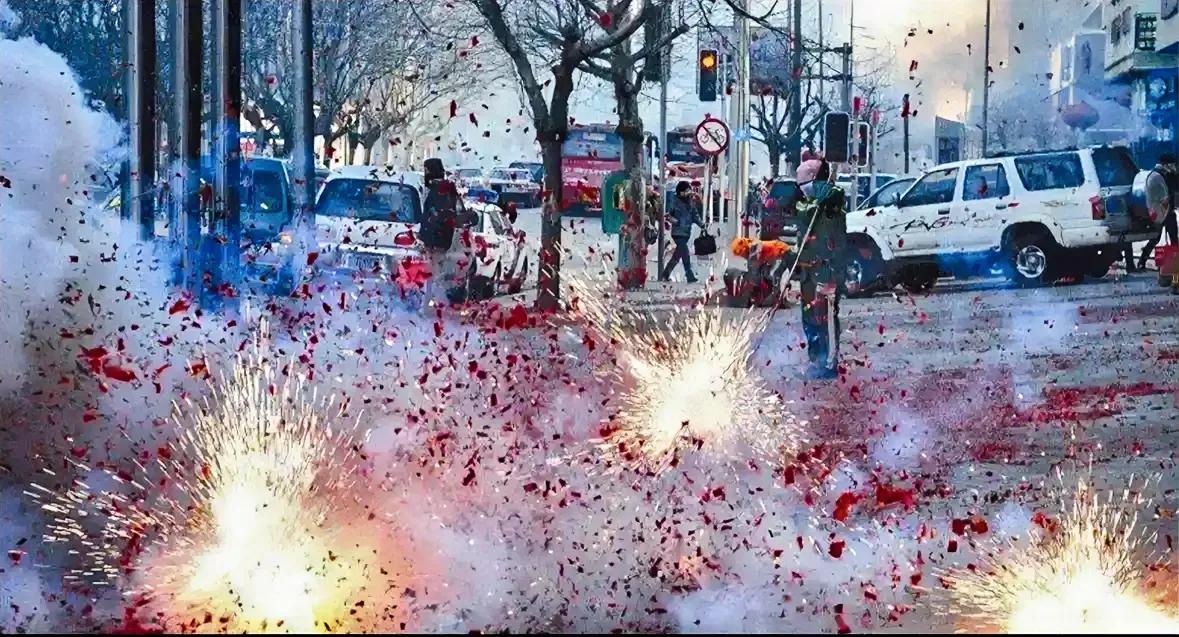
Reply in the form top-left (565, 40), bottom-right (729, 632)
top-left (843, 146), bottom-right (1159, 294)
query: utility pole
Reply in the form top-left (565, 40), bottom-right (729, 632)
top-left (787, 0), bottom-right (802, 176)
top-left (172, 0), bottom-right (202, 293)
top-left (291, 0), bottom-right (316, 286)
top-left (817, 0), bottom-right (824, 153)
top-left (902, 93), bottom-right (911, 174)
top-left (982, 0), bottom-right (992, 157)
top-left (846, 0), bottom-right (858, 211)
top-left (122, 0), bottom-right (157, 242)
top-left (733, 0), bottom-right (751, 238)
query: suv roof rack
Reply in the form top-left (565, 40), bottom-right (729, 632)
top-left (983, 143), bottom-right (1129, 159)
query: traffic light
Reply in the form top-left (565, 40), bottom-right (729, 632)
top-left (698, 49), bottom-right (718, 102)
top-left (823, 111), bottom-right (850, 163)
top-left (856, 122), bottom-right (870, 166)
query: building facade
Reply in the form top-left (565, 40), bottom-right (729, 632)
top-left (1048, 0), bottom-right (1178, 165)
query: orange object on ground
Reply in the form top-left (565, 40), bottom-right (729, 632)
top-left (731, 238), bottom-right (791, 263)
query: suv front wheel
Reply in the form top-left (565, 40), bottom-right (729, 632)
top-left (844, 241), bottom-right (884, 298)
top-left (1007, 231), bottom-right (1059, 287)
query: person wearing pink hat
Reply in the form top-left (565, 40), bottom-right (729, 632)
top-left (794, 157), bottom-right (847, 380)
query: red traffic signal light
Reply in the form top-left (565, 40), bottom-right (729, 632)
top-left (698, 49), bottom-right (718, 102)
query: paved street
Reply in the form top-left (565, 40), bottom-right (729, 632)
top-left (503, 208), bottom-right (1179, 631)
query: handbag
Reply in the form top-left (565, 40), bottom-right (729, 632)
top-left (694, 232), bottom-right (717, 256)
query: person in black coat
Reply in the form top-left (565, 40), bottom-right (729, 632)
top-left (420, 158), bottom-right (464, 301)
top-left (660, 181), bottom-right (705, 283)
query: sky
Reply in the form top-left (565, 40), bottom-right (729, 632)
top-left (427, 0), bottom-right (1094, 176)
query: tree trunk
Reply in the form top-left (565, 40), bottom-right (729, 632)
top-left (531, 56), bottom-right (576, 312)
top-left (538, 135), bottom-right (564, 311)
top-left (615, 86), bottom-right (647, 290)
top-left (768, 141), bottom-right (782, 179)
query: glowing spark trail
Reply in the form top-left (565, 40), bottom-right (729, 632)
top-left (28, 336), bottom-right (374, 632)
top-left (941, 476), bottom-right (1177, 634)
top-left (570, 277), bottom-right (803, 474)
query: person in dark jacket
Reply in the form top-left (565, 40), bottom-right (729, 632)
top-left (660, 181), bottom-right (705, 283)
top-left (795, 158), bottom-right (847, 380)
top-left (420, 158), bottom-right (463, 301)
top-left (1138, 153), bottom-right (1178, 270)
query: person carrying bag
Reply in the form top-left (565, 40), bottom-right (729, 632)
top-left (660, 181), bottom-right (705, 283)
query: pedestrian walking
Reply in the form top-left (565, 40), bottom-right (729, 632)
top-left (420, 157), bottom-right (462, 302)
top-left (1138, 153), bottom-right (1178, 270)
top-left (795, 158), bottom-right (847, 380)
top-left (660, 181), bottom-right (705, 283)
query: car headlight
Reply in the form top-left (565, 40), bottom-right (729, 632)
top-left (279, 231), bottom-right (294, 244)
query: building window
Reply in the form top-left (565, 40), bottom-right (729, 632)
top-left (1135, 14), bottom-right (1157, 51)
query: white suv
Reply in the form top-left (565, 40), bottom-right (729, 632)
top-left (843, 146), bottom-right (1159, 294)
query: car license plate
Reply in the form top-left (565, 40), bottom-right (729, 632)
top-left (346, 252), bottom-right (385, 272)
top-left (1105, 195), bottom-right (1126, 216)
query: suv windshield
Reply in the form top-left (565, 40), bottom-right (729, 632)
top-left (316, 179), bottom-right (421, 223)
top-left (1091, 147), bottom-right (1138, 187)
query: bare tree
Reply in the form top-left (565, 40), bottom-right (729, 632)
top-left (576, 1), bottom-right (692, 288)
top-left (466, 0), bottom-right (648, 310)
top-left (7, 0), bottom-right (125, 114)
top-left (240, 0), bottom-right (486, 164)
top-left (987, 87), bottom-right (1070, 154)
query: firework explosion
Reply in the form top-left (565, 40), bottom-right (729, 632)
top-left (28, 337), bottom-right (382, 632)
top-left (941, 476), bottom-right (1178, 634)
top-left (570, 278), bottom-right (803, 474)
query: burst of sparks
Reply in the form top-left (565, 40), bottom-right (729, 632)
top-left (570, 277), bottom-right (803, 474)
top-left (28, 336), bottom-right (371, 632)
top-left (941, 475), bottom-right (1177, 634)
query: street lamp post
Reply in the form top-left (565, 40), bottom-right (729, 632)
top-left (982, 0), bottom-right (992, 157)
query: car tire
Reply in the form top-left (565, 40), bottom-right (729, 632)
top-left (845, 240), bottom-right (884, 298)
top-left (899, 264), bottom-right (938, 294)
top-left (508, 257), bottom-right (528, 294)
top-left (469, 274), bottom-right (495, 301)
top-left (1006, 231), bottom-right (1059, 287)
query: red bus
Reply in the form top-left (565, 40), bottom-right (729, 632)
top-left (561, 123), bottom-right (623, 211)
top-left (665, 126), bottom-right (709, 181)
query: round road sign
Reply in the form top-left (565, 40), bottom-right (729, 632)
top-left (694, 117), bottom-right (730, 156)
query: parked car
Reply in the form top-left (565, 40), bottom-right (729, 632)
top-left (508, 160), bottom-right (544, 184)
top-left (858, 176), bottom-right (915, 211)
top-left (760, 178), bottom-right (805, 242)
top-left (312, 167), bottom-right (530, 300)
top-left (836, 173), bottom-right (899, 209)
top-left (311, 167), bottom-right (425, 278)
top-left (842, 146), bottom-right (1159, 296)
top-left (487, 167), bottom-right (542, 207)
top-left (453, 167), bottom-right (486, 193)
top-left (462, 195), bottom-right (533, 299)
